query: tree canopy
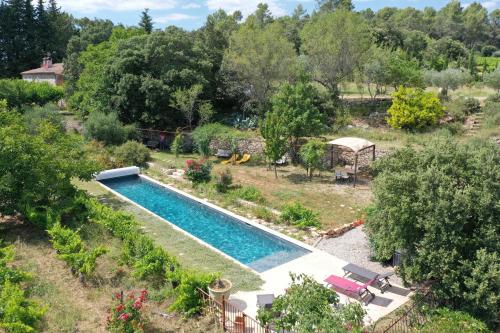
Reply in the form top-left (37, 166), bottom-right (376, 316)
top-left (365, 138), bottom-right (500, 326)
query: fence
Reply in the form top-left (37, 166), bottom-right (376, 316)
top-left (377, 290), bottom-right (435, 333)
top-left (198, 288), bottom-right (285, 333)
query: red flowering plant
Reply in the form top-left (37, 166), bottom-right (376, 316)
top-left (107, 290), bottom-right (148, 333)
top-left (184, 159), bottom-right (212, 184)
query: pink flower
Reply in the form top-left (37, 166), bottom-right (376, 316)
top-left (118, 313), bottom-right (131, 321)
top-left (114, 292), bottom-right (122, 300)
top-left (133, 299), bottom-right (142, 310)
top-left (115, 304), bottom-right (124, 313)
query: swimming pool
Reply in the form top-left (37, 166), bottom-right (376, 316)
top-left (99, 175), bottom-right (310, 272)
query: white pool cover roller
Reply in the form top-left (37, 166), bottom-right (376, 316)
top-left (95, 166), bottom-right (140, 180)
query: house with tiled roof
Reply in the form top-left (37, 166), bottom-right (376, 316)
top-left (21, 57), bottom-right (64, 86)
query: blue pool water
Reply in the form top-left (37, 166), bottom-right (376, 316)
top-left (100, 175), bottom-right (310, 272)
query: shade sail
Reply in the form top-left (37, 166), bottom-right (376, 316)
top-left (327, 137), bottom-right (375, 154)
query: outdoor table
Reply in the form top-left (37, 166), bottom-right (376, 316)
top-left (256, 294), bottom-right (275, 309)
top-left (342, 263), bottom-right (393, 293)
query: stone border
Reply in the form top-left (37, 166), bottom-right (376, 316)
top-left (320, 219), bottom-right (364, 239)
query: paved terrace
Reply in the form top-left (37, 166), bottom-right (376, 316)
top-left (230, 248), bottom-right (411, 325)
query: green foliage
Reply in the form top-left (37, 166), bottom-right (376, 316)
top-left (0, 107), bottom-right (98, 216)
top-left (215, 169), bottom-right (232, 193)
top-left (47, 223), bottom-right (107, 279)
top-left (0, 244), bottom-right (30, 286)
top-left (280, 203), bottom-right (320, 229)
top-left (198, 102), bottom-right (215, 126)
top-left (113, 141), bottom-right (151, 168)
top-left (299, 140), bottom-right (326, 180)
top-left (231, 186), bottom-right (265, 203)
top-left (482, 94), bottom-right (500, 128)
top-left (0, 281), bottom-right (46, 333)
top-left (445, 97), bottom-right (481, 122)
top-left (252, 207), bottom-right (275, 222)
top-left (185, 160), bottom-right (212, 184)
top-left (387, 87), bottom-right (444, 130)
top-left (169, 270), bottom-right (217, 317)
top-left (386, 51), bottom-right (424, 89)
top-left (257, 273), bottom-right (364, 333)
top-left (420, 308), bottom-right (491, 333)
top-left (170, 84), bottom-right (204, 129)
top-left (223, 20), bottom-right (297, 113)
top-left (484, 68), bottom-right (500, 92)
top-left (192, 123), bottom-right (248, 157)
top-left (132, 246), bottom-right (178, 286)
top-left (260, 110), bottom-right (288, 178)
top-left (301, 10), bottom-right (371, 96)
top-left (424, 69), bottom-right (471, 99)
top-left (139, 8), bottom-right (153, 33)
top-left (23, 103), bottom-right (64, 134)
top-left (365, 138), bottom-right (499, 326)
top-left (0, 79), bottom-right (63, 109)
top-left (84, 112), bottom-right (138, 146)
top-left (171, 132), bottom-right (184, 157)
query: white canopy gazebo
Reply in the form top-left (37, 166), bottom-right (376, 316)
top-left (328, 137), bottom-right (376, 186)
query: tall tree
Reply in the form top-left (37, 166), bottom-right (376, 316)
top-left (316, 0), bottom-right (354, 12)
top-left (301, 10), bottom-right (371, 98)
top-left (260, 110), bottom-right (288, 178)
top-left (222, 21), bottom-right (296, 114)
top-left (462, 2), bottom-right (488, 48)
top-left (139, 8), bottom-right (153, 34)
top-left (170, 84), bottom-right (203, 129)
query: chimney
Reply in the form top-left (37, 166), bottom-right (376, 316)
top-left (42, 57), bottom-right (52, 68)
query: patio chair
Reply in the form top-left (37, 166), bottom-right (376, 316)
top-left (236, 153), bottom-right (251, 165)
top-left (221, 154), bottom-right (239, 165)
top-left (324, 274), bottom-right (375, 305)
top-left (342, 263), bottom-right (394, 293)
top-left (334, 170), bottom-right (350, 182)
top-left (274, 155), bottom-right (288, 165)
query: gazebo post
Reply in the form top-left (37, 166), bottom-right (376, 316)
top-left (330, 146), bottom-right (334, 169)
top-left (372, 145), bottom-right (376, 161)
top-left (353, 154), bottom-right (358, 187)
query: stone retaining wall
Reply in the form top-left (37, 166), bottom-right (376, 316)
top-left (209, 138), bottom-right (265, 156)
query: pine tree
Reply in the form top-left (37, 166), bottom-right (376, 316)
top-left (139, 8), bottom-right (153, 33)
top-left (36, 0), bottom-right (50, 55)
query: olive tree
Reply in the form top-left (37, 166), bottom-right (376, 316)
top-left (424, 68), bottom-right (472, 100)
top-left (260, 110), bottom-right (288, 178)
top-left (365, 138), bottom-right (500, 326)
top-left (299, 140), bottom-right (326, 180)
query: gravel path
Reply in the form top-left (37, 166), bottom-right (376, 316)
top-left (316, 226), bottom-right (403, 286)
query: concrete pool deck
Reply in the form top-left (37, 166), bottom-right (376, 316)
top-left (230, 249), bottom-right (411, 324)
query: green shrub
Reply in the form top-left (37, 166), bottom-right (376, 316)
top-left (419, 308), bottom-right (491, 333)
top-left (299, 140), bottom-right (326, 180)
top-left (47, 223), bottom-right (107, 279)
top-left (483, 95), bottom-right (500, 128)
top-left (387, 87), bottom-right (445, 130)
top-left (0, 244), bottom-right (30, 285)
top-left (84, 112), bottom-right (137, 146)
top-left (185, 160), bottom-right (212, 184)
top-left (85, 198), bottom-right (138, 239)
top-left (0, 281), bottom-right (46, 333)
top-left (446, 97), bottom-right (481, 122)
top-left (484, 68), bottom-right (500, 92)
top-left (281, 203), bottom-right (320, 229)
top-left (442, 122), bottom-right (465, 136)
top-left (23, 103), bottom-right (64, 134)
top-left (0, 79), bottom-right (63, 108)
top-left (132, 246), bottom-right (178, 285)
top-left (252, 207), bottom-right (275, 222)
top-left (232, 186), bottom-right (265, 203)
top-left (169, 270), bottom-right (217, 317)
top-left (192, 123), bottom-right (248, 157)
top-left (215, 169), bottom-right (232, 193)
top-left (171, 131), bottom-right (184, 157)
top-left (113, 141), bottom-right (151, 168)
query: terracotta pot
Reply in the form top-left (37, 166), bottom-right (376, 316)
top-left (208, 278), bottom-right (232, 302)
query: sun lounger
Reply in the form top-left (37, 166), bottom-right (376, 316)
top-left (324, 274), bottom-right (375, 305)
top-left (342, 263), bottom-right (393, 293)
top-left (215, 149), bottom-right (232, 158)
top-left (236, 153), bottom-right (250, 164)
top-left (221, 154), bottom-right (238, 165)
top-left (274, 155), bottom-right (288, 165)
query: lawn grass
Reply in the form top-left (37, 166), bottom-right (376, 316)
top-left (75, 179), bottom-right (264, 292)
